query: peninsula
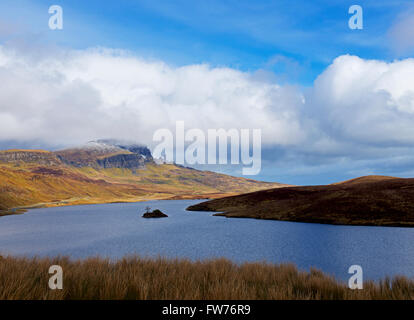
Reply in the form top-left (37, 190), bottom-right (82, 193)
top-left (187, 176), bottom-right (414, 227)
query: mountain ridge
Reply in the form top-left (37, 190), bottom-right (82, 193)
top-left (0, 141), bottom-right (288, 215)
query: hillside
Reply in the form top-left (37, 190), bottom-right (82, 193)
top-left (187, 176), bottom-right (414, 227)
top-left (0, 141), bottom-right (286, 215)
top-left (332, 175), bottom-right (398, 185)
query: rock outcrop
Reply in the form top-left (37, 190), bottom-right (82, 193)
top-left (54, 140), bottom-right (154, 169)
top-left (96, 153), bottom-right (145, 169)
top-left (142, 209), bottom-right (168, 218)
top-left (0, 150), bottom-right (62, 166)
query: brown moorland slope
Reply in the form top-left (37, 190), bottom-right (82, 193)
top-left (187, 176), bottom-right (414, 227)
top-left (332, 175), bottom-right (398, 185)
top-left (0, 146), bottom-right (286, 214)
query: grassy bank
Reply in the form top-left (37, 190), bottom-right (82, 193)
top-left (0, 256), bottom-right (413, 300)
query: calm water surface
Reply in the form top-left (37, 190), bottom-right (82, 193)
top-left (0, 200), bottom-right (413, 281)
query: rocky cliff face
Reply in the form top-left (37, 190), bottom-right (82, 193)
top-left (96, 153), bottom-right (146, 169)
top-left (0, 150), bottom-right (62, 166)
top-left (95, 140), bottom-right (153, 161)
top-left (54, 140), bottom-right (153, 169)
top-left (120, 145), bottom-right (152, 160)
top-left (0, 140), bottom-right (154, 170)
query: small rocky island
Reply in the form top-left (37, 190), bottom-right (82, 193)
top-left (142, 207), bottom-right (168, 218)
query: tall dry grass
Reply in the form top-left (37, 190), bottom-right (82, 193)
top-left (0, 255), bottom-right (413, 300)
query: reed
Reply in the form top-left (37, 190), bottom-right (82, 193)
top-left (0, 255), bottom-right (413, 300)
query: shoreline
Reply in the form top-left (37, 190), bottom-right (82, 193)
top-left (4, 194), bottom-right (414, 228)
top-left (0, 193), bottom-right (226, 217)
top-left (211, 212), bottom-right (414, 228)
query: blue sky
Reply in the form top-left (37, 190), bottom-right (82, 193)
top-left (1, 0), bottom-right (414, 185)
top-left (0, 0), bottom-right (411, 83)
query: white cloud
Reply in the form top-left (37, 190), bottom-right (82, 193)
top-left (0, 46), bottom-right (306, 148)
top-left (310, 55), bottom-right (414, 148)
top-left (0, 46), bottom-right (414, 173)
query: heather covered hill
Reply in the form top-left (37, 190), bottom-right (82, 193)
top-left (187, 176), bottom-right (414, 227)
top-left (331, 175), bottom-right (398, 185)
top-left (0, 141), bottom-right (286, 214)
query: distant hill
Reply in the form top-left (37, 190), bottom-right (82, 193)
top-left (54, 140), bottom-right (154, 168)
top-left (187, 176), bottom-right (414, 227)
top-left (332, 175), bottom-right (398, 185)
top-left (0, 140), bottom-right (287, 214)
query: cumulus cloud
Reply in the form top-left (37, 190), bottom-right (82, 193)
top-left (310, 55), bottom-right (414, 149)
top-left (0, 45), bottom-right (414, 179)
top-left (0, 46), bottom-right (306, 148)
